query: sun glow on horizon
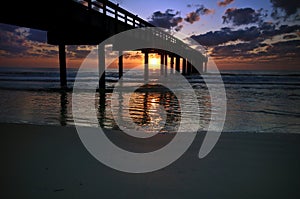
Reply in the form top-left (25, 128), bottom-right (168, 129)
top-left (149, 57), bottom-right (160, 69)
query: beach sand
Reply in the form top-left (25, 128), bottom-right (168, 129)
top-left (1, 123), bottom-right (299, 199)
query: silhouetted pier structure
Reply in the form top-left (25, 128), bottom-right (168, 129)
top-left (0, 0), bottom-right (208, 89)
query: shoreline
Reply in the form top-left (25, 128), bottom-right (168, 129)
top-left (1, 123), bottom-right (300, 198)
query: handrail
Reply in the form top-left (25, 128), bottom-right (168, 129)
top-left (77, 0), bottom-right (154, 28)
top-left (74, 0), bottom-right (205, 59)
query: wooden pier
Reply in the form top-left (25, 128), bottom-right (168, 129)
top-left (0, 0), bottom-right (208, 89)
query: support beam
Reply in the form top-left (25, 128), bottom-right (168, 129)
top-left (192, 60), bottom-right (202, 74)
top-left (118, 51), bottom-right (123, 79)
top-left (175, 56), bottom-right (180, 73)
top-left (191, 59), bottom-right (197, 74)
top-left (160, 53), bottom-right (164, 76)
top-left (170, 56), bottom-right (174, 74)
top-left (204, 61), bottom-right (208, 73)
top-left (98, 45), bottom-right (105, 90)
top-left (59, 44), bottom-right (67, 89)
top-left (198, 61), bottom-right (204, 73)
top-left (144, 52), bottom-right (149, 81)
top-left (182, 58), bottom-right (187, 75)
top-left (164, 54), bottom-right (168, 77)
top-left (187, 60), bottom-right (192, 76)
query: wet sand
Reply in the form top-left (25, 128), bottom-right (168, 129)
top-left (1, 123), bottom-right (300, 199)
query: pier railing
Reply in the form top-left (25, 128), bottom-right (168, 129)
top-left (77, 0), bottom-right (153, 28)
top-left (74, 0), bottom-right (206, 59)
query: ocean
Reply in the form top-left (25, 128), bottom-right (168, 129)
top-left (0, 67), bottom-right (299, 134)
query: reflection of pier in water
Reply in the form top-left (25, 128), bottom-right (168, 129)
top-left (58, 82), bottom-right (211, 132)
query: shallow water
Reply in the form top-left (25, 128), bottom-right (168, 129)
top-left (0, 67), bottom-right (299, 133)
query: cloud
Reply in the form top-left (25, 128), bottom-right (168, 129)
top-left (27, 29), bottom-right (47, 43)
top-left (185, 5), bottom-right (215, 24)
top-left (211, 41), bottom-right (264, 57)
top-left (191, 21), bottom-right (300, 66)
top-left (218, 0), bottom-right (234, 7)
top-left (283, 34), bottom-right (298, 39)
top-left (67, 45), bottom-right (92, 59)
top-left (270, 0), bottom-right (300, 19)
top-left (210, 39), bottom-right (300, 63)
top-left (191, 26), bottom-right (260, 46)
top-left (262, 24), bottom-right (300, 37)
top-left (148, 9), bottom-right (183, 31)
top-left (15, 27), bottom-right (30, 38)
top-left (0, 23), bottom-right (93, 59)
top-left (123, 52), bottom-right (143, 60)
top-left (185, 12), bottom-right (201, 24)
top-left (222, 8), bottom-right (264, 26)
top-left (191, 24), bottom-right (300, 47)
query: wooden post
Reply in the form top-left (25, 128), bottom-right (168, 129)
top-left (118, 51), bottom-right (123, 79)
top-left (98, 45), bottom-right (105, 90)
top-left (144, 51), bottom-right (149, 81)
top-left (164, 53), bottom-right (168, 77)
top-left (170, 56), bottom-right (174, 74)
top-left (160, 53), bottom-right (164, 76)
top-left (175, 56), bottom-right (180, 73)
top-left (59, 44), bottom-right (67, 89)
top-left (187, 60), bottom-right (192, 76)
top-left (182, 58), bottom-right (187, 75)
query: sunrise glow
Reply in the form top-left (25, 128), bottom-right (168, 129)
top-left (149, 57), bottom-right (160, 69)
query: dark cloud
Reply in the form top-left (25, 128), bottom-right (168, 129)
top-left (0, 23), bottom-right (93, 59)
top-left (0, 27), bottom-right (28, 55)
top-left (211, 41), bottom-right (263, 57)
top-left (185, 12), bottom-right (201, 24)
top-left (211, 39), bottom-right (300, 60)
top-left (27, 29), bottom-right (47, 43)
top-left (218, 0), bottom-right (234, 7)
top-left (148, 9), bottom-right (183, 31)
top-left (283, 34), bottom-right (298, 39)
top-left (0, 23), bottom-right (46, 43)
top-left (262, 24), bottom-right (300, 37)
top-left (222, 8), bottom-right (264, 26)
top-left (175, 25), bottom-right (183, 32)
top-left (123, 52), bottom-right (143, 60)
top-left (191, 26), bottom-right (260, 46)
top-left (191, 24), bottom-right (300, 47)
top-left (270, 0), bottom-right (300, 19)
top-left (67, 45), bottom-right (91, 59)
top-left (185, 5), bottom-right (214, 24)
top-left (0, 23), bottom-right (17, 32)
top-left (266, 40), bottom-right (300, 56)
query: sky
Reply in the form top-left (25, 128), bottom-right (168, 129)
top-left (0, 0), bottom-right (299, 70)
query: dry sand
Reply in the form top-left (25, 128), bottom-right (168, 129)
top-left (1, 123), bottom-right (299, 199)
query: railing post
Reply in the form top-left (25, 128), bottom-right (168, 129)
top-left (103, 0), bottom-right (107, 15)
top-left (125, 15), bottom-right (128, 24)
top-left (115, 4), bottom-right (118, 19)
